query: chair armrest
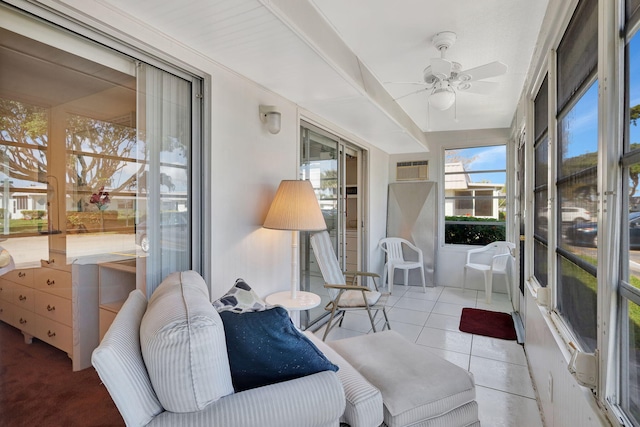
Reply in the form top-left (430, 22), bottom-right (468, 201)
top-left (491, 252), bottom-right (513, 268)
top-left (325, 283), bottom-right (373, 292)
top-left (344, 270), bottom-right (380, 278)
top-left (403, 241), bottom-right (424, 261)
top-left (466, 246), bottom-right (488, 264)
top-left (344, 271), bottom-right (381, 290)
top-left (149, 371), bottom-right (345, 427)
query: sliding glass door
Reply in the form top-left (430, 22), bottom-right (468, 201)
top-left (0, 6), bottom-right (203, 296)
top-left (299, 122), bottom-right (364, 329)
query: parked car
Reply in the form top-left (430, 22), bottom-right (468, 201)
top-left (136, 211), bottom-right (189, 252)
top-left (566, 211), bottom-right (640, 248)
top-left (538, 206), bottom-right (592, 225)
top-left (561, 207), bottom-right (592, 223)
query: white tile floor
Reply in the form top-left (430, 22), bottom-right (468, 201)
top-left (314, 285), bottom-right (545, 427)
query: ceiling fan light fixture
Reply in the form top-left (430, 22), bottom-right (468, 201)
top-left (429, 86), bottom-right (455, 110)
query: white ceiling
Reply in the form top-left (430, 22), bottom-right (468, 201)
top-left (101, 0), bottom-right (550, 153)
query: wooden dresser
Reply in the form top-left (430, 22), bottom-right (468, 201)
top-left (0, 262), bottom-right (99, 371)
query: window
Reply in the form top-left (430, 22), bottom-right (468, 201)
top-left (619, 2), bottom-right (640, 423)
top-left (444, 146), bottom-right (506, 245)
top-left (0, 10), bottom-right (203, 295)
top-left (555, 0), bottom-right (598, 353)
top-left (455, 191), bottom-right (473, 211)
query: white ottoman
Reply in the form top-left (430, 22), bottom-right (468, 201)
top-left (328, 330), bottom-right (480, 427)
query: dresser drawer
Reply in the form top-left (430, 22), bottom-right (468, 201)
top-left (34, 268), bottom-right (71, 299)
top-left (12, 306), bottom-right (37, 336)
top-left (36, 315), bottom-right (72, 354)
top-left (3, 268), bottom-right (34, 287)
top-left (0, 299), bottom-right (13, 324)
top-left (9, 283), bottom-right (35, 311)
top-left (0, 278), bottom-right (12, 302)
top-left (34, 291), bottom-right (72, 327)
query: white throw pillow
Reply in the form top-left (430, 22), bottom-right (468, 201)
top-left (140, 270), bottom-right (234, 413)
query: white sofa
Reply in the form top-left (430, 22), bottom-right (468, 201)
top-left (92, 271), bottom-right (479, 427)
top-left (92, 271), bottom-right (383, 427)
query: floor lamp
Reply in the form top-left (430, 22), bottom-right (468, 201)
top-left (263, 180), bottom-right (326, 306)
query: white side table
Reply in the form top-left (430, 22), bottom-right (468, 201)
top-left (265, 291), bottom-right (321, 311)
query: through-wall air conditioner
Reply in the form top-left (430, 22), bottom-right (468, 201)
top-left (396, 161), bottom-right (428, 181)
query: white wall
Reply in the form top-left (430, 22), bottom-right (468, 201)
top-left (524, 285), bottom-right (608, 427)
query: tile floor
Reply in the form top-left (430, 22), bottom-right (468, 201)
top-left (314, 285), bottom-right (545, 427)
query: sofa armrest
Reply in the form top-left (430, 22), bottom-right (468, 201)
top-left (306, 332), bottom-right (384, 427)
top-left (148, 371), bottom-right (344, 427)
top-left (92, 290), bottom-right (164, 427)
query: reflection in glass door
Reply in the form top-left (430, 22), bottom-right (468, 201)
top-left (299, 122), bottom-right (363, 330)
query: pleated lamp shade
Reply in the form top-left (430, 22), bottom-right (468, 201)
top-left (263, 180), bottom-right (327, 231)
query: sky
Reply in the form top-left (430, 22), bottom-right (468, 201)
top-left (446, 145), bottom-right (506, 184)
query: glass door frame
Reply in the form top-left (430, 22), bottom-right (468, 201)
top-left (299, 121), bottom-right (366, 330)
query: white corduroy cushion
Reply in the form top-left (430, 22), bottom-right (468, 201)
top-left (305, 331), bottom-right (383, 427)
top-left (338, 289), bottom-right (381, 307)
top-left (140, 270), bottom-right (234, 413)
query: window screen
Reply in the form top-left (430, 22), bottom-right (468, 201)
top-left (557, 0), bottom-right (598, 114)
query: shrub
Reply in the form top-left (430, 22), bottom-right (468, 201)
top-left (444, 215), bottom-right (506, 245)
top-left (20, 210), bottom-right (46, 220)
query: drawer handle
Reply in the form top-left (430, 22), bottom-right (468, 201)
top-left (47, 304), bottom-right (55, 312)
top-left (47, 330), bottom-right (56, 338)
top-left (18, 295), bottom-right (27, 301)
top-left (18, 272), bottom-right (25, 278)
top-left (19, 318), bottom-right (27, 325)
top-left (47, 279), bottom-right (55, 286)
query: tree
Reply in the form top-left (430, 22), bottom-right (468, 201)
top-left (0, 99), bottom-right (48, 182)
top-left (445, 149), bottom-right (477, 169)
top-left (66, 113), bottom-right (137, 209)
top-left (0, 98), bottom-right (137, 211)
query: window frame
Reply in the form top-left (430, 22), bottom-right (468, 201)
top-left (443, 145), bottom-right (507, 246)
top-left (617, 8), bottom-right (640, 423)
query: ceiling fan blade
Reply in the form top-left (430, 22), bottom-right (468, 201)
top-left (458, 61), bottom-right (507, 81)
top-left (455, 80), bottom-right (499, 95)
top-left (393, 87), bottom-right (430, 101)
top-left (383, 81), bottom-right (428, 86)
top-left (430, 58), bottom-right (452, 79)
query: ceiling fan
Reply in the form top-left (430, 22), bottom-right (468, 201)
top-left (393, 31), bottom-right (508, 111)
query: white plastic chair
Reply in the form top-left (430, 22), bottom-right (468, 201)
top-left (463, 241), bottom-right (515, 304)
top-left (378, 237), bottom-right (426, 294)
top-left (311, 231), bottom-right (391, 341)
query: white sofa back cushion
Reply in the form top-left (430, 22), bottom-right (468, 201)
top-left (140, 270), bottom-right (234, 413)
top-left (92, 289), bottom-right (163, 427)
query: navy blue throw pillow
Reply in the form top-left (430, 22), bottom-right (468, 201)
top-left (219, 307), bottom-right (338, 392)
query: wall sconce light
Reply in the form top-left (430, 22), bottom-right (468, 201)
top-left (259, 105), bottom-right (281, 134)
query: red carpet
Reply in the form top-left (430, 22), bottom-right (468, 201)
top-left (0, 321), bottom-right (123, 426)
top-left (459, 307), bottom-right (517, 340)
